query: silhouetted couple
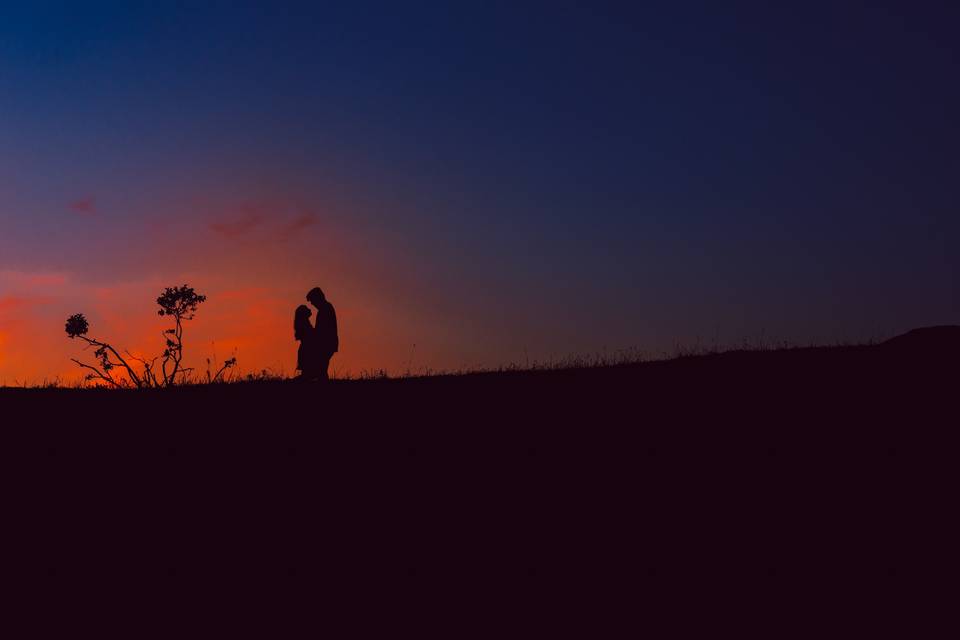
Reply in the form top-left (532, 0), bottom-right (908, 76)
top-left (295, 287), bottom-right (338, 381)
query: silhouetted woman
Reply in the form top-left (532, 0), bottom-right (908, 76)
top-left (294, 304), bottom-right (314, 379)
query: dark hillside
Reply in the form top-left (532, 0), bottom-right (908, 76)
top-left (3, 328), bottom-right (958, 612)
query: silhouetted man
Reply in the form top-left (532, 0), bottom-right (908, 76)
top-left (306, 287), bottom-right (338, 381)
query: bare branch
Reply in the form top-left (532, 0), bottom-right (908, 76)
top-left (70, 358), bottom-right (121, 388)
top-left (100, 343), bottom-right (142, 387)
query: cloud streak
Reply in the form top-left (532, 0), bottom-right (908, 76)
top-left (0, 270), bottom-right (69, 288)
top-left (69, 196), bottom-right (97, 215)
top-left (210, 213), bottom-right (265, 238)
top-left (280, 212), bottom-right (319, 239)
top-left (209, 206), bottom-right (321, 242)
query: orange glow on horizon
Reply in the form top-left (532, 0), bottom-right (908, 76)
top-left (0, 196), bottom-right (471, 384)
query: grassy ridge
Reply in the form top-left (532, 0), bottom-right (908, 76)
top-left (4, 329), bottom-right (956, 592)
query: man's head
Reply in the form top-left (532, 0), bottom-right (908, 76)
top-left (307, 287), bottom-right (326, 306)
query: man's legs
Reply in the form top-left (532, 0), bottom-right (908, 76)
top-left (318, 354), bottom-right (332, 381)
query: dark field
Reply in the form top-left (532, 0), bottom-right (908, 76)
top-left (4, 327), bottom-right (958, 622)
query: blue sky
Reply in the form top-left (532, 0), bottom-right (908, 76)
top-left (1, 1), bottom-right (957, 380)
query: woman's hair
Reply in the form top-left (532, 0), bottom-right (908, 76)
top-left (294, 304), bottom-right (312, 341)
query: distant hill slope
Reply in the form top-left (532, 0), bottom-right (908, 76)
top-left (882, 324), bottom-right (960, 353)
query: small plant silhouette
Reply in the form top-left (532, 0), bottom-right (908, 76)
top-left (206, 355), bottom-right (238, 384)
top-left (65, 284), bottom-right (234, 388)
top-left (156, 285), bottom-right (206, 386)
top-left (65, 312), bottom-right (143, 388)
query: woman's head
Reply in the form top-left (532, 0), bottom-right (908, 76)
top-left (295, 304), bottom-right (312, 320)
top-left (294, 304), bottom-right (313, 340)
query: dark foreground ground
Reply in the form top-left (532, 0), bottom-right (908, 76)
top-left (3, 326), bottom-right (958, 629)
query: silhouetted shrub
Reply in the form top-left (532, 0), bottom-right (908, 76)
top-left (65, 284), bottom-right (233, 388)
top-left (65, 314), bottom-right (89, 338)
top-left (156, 285), bottom-right (207, 386)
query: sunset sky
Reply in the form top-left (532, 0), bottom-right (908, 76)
top-left (1, 1), bottom-right (957, 384)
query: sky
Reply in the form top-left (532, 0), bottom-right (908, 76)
top-left (1, 0), bottom-right (958, 384)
